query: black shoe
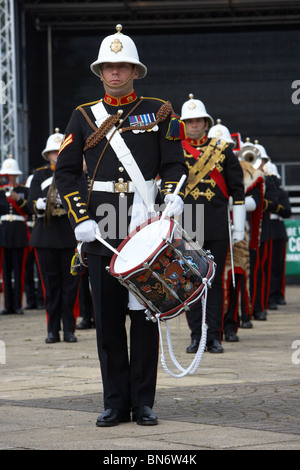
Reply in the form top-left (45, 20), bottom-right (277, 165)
top-left (253, 311), bottom-right (267, 321)
top-left (268, 302), bottom-right (278, 310)
top-left (132, 406), bottom-right (158, 426)
top-left (224, 331), bottom-right (239, 342)
top-left (96, 409), bottom-right (131, 427)
top-left (241, 321), bottom-right (253, 329)
top-left (36, 304), bottom-right (44, 310)
top-left (77, 318), bottom-right (94, 330)
top-left (45, 332), bottom-right (60, 343)
top-left (15, 308), bottom-right (24, 315)
top-left (207, 339), bottom-right (224, 354)
top-left (63, 332), bottom-right (78, 343)
top-left (186, 339), bottom-right (200, 354)
top-left (24, 304), bottom-right (37, 310)
top-left (0, 308), bottom-right (15, 315)
top-left (277, 299), bottom-right (286, 306)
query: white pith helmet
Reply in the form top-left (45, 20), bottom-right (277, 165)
top-left (263, 160), bottom-right (281, 178)
top-left (42, 128), bottom-right (64, 160)
top-left (0, 155), bottom-right (22, 175)
top-left (254, 140), bottom-right (270, 161)
top-left (208, 119), bottom-right (234, 147)
top-left (90, 24), bottom-right (147, 79)
top-left (180, 94), bottom-right (214, 128)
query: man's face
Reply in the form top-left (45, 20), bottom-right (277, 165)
top-left (185, 118), bottom-right (208, 140)
top-left (47, 151), bottom-right (59, 165)
top-left (100, 62), bottom-right (138, 96)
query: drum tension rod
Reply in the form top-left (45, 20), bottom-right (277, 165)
top-left (143, 262), bottom-right (181, 301)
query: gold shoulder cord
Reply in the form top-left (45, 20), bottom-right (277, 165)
top-left (185, 139), bottom-right (226, 197)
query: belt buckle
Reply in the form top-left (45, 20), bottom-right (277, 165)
top-left (114, 178), bottom-right (128, 194)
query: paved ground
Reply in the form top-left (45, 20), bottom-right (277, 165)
top-left (0, 285), bottom-right (299, 452)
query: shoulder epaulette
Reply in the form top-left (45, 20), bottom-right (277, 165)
top-left (76, 99), bottom-right (103, 110)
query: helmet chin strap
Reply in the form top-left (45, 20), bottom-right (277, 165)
top-left (100, 67), bottom-right (136, 89)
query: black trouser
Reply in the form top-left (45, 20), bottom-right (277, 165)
top-left (87, 254), bottom-right (159, 412)
top-left (186, 239), bottom-right (229, 344)
top-left (78, 269), bottom-right (94, 321)
top-left (250, 239), bottom-right (273, 314)
top-left (36, 247), bottom-right (78, 335)
top-left (2, 247), bottom-right (27, 311)
top-left (224, 271), bottom-right (251, 333)
top-left (25, 247), bottom-right (44, 307)
top-left (268, 238), bottom-right (287, 304)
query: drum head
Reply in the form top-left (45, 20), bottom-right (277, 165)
top-left (110, 217), bottom-right (172, 276)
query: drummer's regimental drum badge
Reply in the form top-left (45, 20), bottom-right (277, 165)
top-left (109, 216), bottom-right (216, 322)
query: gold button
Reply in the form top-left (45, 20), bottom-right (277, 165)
top-left (119, 167), bottom-right (124, 172)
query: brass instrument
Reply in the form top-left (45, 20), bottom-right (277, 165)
top-left (238, 137), bottom-right (262, 170)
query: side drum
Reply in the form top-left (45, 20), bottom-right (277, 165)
top-left (109, 216), bottom-right (216, 321)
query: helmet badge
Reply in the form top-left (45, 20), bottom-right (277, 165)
top-left (110, 38), bottom-right (123, 54)
top-left (110, 24), bottom-right (123, 54)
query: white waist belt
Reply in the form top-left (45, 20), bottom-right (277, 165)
top-left (1, 215), bottom-right (26, 222)
top-left (270, 214), bottom-right (282, 221)
top-left (92, 179), bottom-right (154, 194)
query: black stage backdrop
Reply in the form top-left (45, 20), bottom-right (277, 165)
top-left (26, 26), bottom-right (300, 171)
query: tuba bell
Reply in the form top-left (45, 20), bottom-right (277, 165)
top-left (238, 137), bottom-right (262, 169)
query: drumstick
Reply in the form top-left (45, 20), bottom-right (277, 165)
top-left (147, 174), bottom-right (187, 247)
top-left (95, 233), bottom-right (128, 262)
top-left (160, 174), bottom-right (187, 224)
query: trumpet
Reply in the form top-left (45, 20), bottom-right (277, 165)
top-left (238, 137), bottom-right (262, 169)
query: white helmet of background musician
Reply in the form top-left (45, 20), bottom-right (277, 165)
top-left (254, 140), bottom-right (270, 161)
top-left (0, 155), bottom-right (22, 175)
top-left (180, 94), bottom-right (214, 129)
top-left (42, 128), bottom-right (64, 160)
top-left (208, 119), bottom-right (235, 147)
top-left (90, 24), bottom-right (147, 79)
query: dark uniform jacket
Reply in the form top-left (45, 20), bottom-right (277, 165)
top-left (270, 176), bottom-right (291, 241)
top-left (182, 135), bottom-right (245, 241)
top-left (28, 165), bottom-right (77, 249)
top-left (55, 93), bottom-right (188, 256)
top-left (0, 185), bottom-right (31, 248)
top-left (260, 174), bottom-right (280, 242)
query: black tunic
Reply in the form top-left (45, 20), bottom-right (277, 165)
top-left (55, 96), bottom-right (188, 256)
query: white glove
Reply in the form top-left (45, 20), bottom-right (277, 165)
top-left (245, 196), bottom-right (257, 212)
top-left (55, 194), bottom-right (62, 205)
top-left (232, 204), bottom-right (246, 245)
top-left (164, 194), bottom-right (184, 217)
top-left (74, 219), bottom-right (100, 243)
top-left (36, 197), bottom-right (47, 210)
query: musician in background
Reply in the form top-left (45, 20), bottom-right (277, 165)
top-left (28, 129), bottom-right (80, 343)
top-left (0, 156), bottom-right (31, 315)
top-left (181, 96), bottom-right (245, 354)
top-left (55, 25), bottom-right (187, 427)
top-left (250, 142), bottom-right (279, 321)
top-left (262, 158), bottom-right (291, 311)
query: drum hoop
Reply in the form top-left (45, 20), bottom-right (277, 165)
top-left (109, 215), bottom-right (174, 277)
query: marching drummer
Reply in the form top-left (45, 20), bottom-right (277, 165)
top-left (181, 95), bottom-right (245, 354)
top-left (55, 25), bottom-right (188, 427)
